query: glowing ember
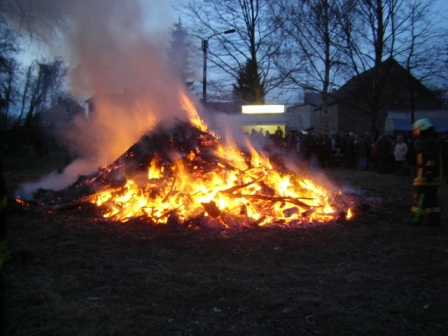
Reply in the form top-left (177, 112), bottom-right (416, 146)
top-left (91, 166), bottom-right (347, 227)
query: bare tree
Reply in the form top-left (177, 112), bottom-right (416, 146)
top-left (0, 20), bottom-right (20, 129)
top-left (0, 0), bottom-right (72, 133)
top-left (179, 0), bottom-right (284, 103)
top-left (338, 0), bottom-right (445, 132)
top-left (0, 57), bottom-right (20, 129)
top-left (396, 0), bottom-right (448, 121)
top-left (17, 59), bottom-right (68, 128)
top-left (0, 0), bottom-right (70, 43)
top-left (273, 0), bottom-right (350, 131)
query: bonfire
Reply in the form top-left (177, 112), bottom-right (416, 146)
top-left (19, 92), bottom-right (356, 229)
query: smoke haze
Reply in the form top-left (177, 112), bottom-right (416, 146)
top-left (17, 0), bottom-right (205, 199)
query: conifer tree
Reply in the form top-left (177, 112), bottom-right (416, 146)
top-left (167, 19), bottom-right (194, 89)
top-left (233, 58), bottom-right (265, 104)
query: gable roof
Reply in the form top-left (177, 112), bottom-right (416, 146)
top-left (324, 57), bottom-right (442, 109)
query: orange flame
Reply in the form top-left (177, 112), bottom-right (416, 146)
top-left (89, 91), bottom-right (353, 227)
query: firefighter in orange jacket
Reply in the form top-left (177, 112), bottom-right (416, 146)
top-left (409, 118), bottom-right (444, 226)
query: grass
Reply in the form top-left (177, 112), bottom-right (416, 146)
top-left (2, 152), bottom-right (448, 335)
top-left (3, 151), bottom-right (66, 198)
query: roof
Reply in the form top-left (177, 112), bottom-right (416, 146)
top-left (323, 57), bottom-right (401, 106)
top-left (303, 92), bottom-right (323, 105)
top-left (321, 58), bottom-right (442, 109)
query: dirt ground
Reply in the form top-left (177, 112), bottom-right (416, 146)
top-left (1, 152), bottom-right (448, 335)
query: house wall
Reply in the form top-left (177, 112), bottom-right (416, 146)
top-left (206, 112), bottom-right (302, 138)
top-left (313, 58), bottom-right (444, 134)
top-left (328, 104), bottom-right (339, 132)
top-left (287, 105), bottom-right (314, 130)
top-left (314, 109), bottom-right (323, 131)
top-left (338, 105), bottom-right (372, 134)
top-left (315, 92), bottom-right (443, 135)
top-left (314, 104), bottom-right (339, 133)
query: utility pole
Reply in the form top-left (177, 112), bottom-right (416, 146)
top-left (201, 29), bottom-right (236, 103)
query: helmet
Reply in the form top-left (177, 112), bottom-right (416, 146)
top-left (413, 118), bottom-right (433, 136)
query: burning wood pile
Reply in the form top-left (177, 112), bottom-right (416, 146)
top-left (26, 115), bottom-right (355, 229)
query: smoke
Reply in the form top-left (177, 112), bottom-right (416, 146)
top-left (17, 0), bottom-right (207, 199)
top-left (67, 0), bottom-right (197, 163)
top-left (17, 158), bottom-right (99, 200)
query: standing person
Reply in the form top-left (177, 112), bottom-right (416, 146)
top-left (295, 132), bottom-right (303, 160)
top-left (376, 134), bottom-right (390, 174)
top-left (329, 132), bottom-right (339, 168)
top-left (301, 132), bottom-right (312, 165)
top-left (309, 132), bottom-right (320, 169)
top-left (273, 126), bottom-right (284, 147)
top-left (284, 130), bottom-right (297, 155)
top-left (394, 135), bottom-right (408, 175)
top-left (356, 135), bottom-right (370, 171)
top-left (408, 119), bottom-right (444, 227)
top-left (333, 148), bottom-right (343, 168)
top-left (371, 136), bottom-right (379, 171)
top-left (365, 131), bottom-right (375, 170)
top-left (387, 135), bottom-right (397, 173)
top-left (321, 133), bottom-right (333, 168)
top-left (344, 132), bottom-right (355, 169)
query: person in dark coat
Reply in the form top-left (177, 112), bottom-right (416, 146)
top-left (344, 132), bottom-right (355, 169)
top-left (408, 119), bottom-right (444, 226)
top-left (376, 134), bottom-right (390, 174)
top-left (356, 135), bottom-right (370, 171)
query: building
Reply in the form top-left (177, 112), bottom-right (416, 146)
top-left (384, 110), bottom-right (448, 134)
top-left (39, 97), bottom-right (86, 128)
top-left (205, 103), bottom-right (305, 138)
top-left (286, 92), bottom-right (322, 132)
top-left (313, 57), bottom-right (444, 134)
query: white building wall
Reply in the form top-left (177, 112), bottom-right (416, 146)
top-left (287, 104), bottom-right (315, 130)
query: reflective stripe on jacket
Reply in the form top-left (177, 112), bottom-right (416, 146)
top-left (413, 136), bottom-right (444, 186)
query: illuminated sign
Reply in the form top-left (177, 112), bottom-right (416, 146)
top-left (242, 105), bottom-right (285, 114)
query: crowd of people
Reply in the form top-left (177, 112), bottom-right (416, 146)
top-left (246, 126), bottom-right (448, 180)
top-left (248, 121), bottom-right (447, 227)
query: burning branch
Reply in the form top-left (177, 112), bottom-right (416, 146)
top-left (223, 193), bottom-right (315, 209)
top-left (24, 118), bottom-right (354, 227)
